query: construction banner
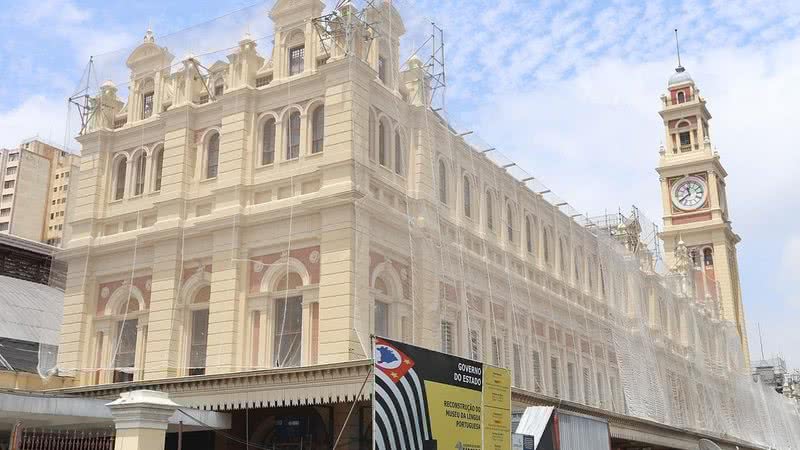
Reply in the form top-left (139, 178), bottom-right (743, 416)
top-left (373, 337), bottom-right (511, 450)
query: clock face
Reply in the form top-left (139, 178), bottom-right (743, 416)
top-left (672, 177), bottom-right (707, 210)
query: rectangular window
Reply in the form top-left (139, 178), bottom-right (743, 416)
top-left (6, 167), bottom-right (16, 176)
top-left (513, 344), bottom-right (523, 388)
top-left (2, 194), bottom-right (12, 202)
top-left (441, 321), bottom-right (454, 354)
top-left (113, 319), bottom-right (138, 383)
top-left (0, 222), bottom-right (8, 231)
top-left (532, 350), bottom-right (543, 393)
top-left (567, 362), bottom-right (577, 401)
top-left (274, 296), bottom-right (302, 368)
top-left (199, 94), bottom-right (209, 105)
top-left (8, 153), bottom-right (18, 161)
top-left (50, 213), bottom-right (54, 220)
top-left (469, 329), bottom-right (481, 361)
top-left (491, 337), bottom-right (503, 366)
top-left (378, 56), bottom-right (387, 83)
top-left (142, 92), bottom-right (154, 119)
top-left (4, 181), bottom-right (14, 189)
top-left (550, 356), bottom-right (560, 397)
top-left (679, 131), bottom-right (691, 147)
top-left (256, 75), bottom-right (273, 87)
top-left (596, 372), bottom-right (605, 407)
top-left (583, 367), bottom-right (592, 405)
top-left (0, 208), bottom-right (9, 217)
top-left (375, 301), bottom-right (389, 337)
top-left (188, 309), bottom-right (209, 376)
top-left (289, 46), bottom-right (305, 76)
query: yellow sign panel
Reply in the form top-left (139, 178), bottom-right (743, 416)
top-left (425, 380), bottom-right (483, 449)
top-left (483, 365), bottom-right (511, 450)
top-left (373, 338), bottom-right (511, 450)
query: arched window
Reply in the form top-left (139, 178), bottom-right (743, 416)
top-left (188, 286), bottom-right (210, 376)
top-left (525, 217), bottom-right (533, 253)
top-left (112, 297), bottom-right (143, 383)
top-left (262, 118), bottom-right (276, 165)
top-left (438, 160), bottom-right (448, 204)
top-left (206, 132), bottom-right (219, 179)
top-left (272, 270), bottom-right (305, 368)
top-left (374, 275), bottom-right (391, 338)
top-left (600, 264), bottom-right (607, 298)
top-left (463, 176), bottom-right (472, 218)
top-left (286, 111), bottom-right (301, 160)
top-left (543, 227), bottom-right (551, 264)
top-left (369, 113), bottom-right (376, 161)
top-left (677, 91), bottom-right (685, 103)
top-left (394, 131), bottom-right (403, 175)
top-left (114, 156), bottom-right (127, 200)
top-left (378, 121), bottom-right (387, 166)
top-left (486, 192), bottom-right (494, 231)
top-left (214, 78), bottom-right (224, 97)
top-left (690, 249), bottom-right (700, 267)
top-left (311, 106), bottom-right (324, 154)
top-left (559, 238), bottom-right (567, 274)
top-left (152, 147), bottom-right (164, 192)
top-left (133, 152), bottom-right (146, 196)
top-left (506, 205), bottom-right (514, 242)
top-left (574, 250), bottom-right (583, 286)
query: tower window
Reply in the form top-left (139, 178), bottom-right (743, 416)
top-left (262, 118), bottom-right (276, 165)
top-left (679, 131), bottom-right (691, 148)
top-left (677, 91), bottom-right (686, 103)
top-left (206, 132), bottom-right (220, 179)
top-left (214, 78), bottom-right (224, 97)
top-left (704, 248), bottom-right (714, 266)
top-left (142, 92), bottom-right (154, 119)
top-left (289, 46), bottom-right (305, 76)
top-left (311, 106), bottom-right (324, 154)
top-left (378, 56), bottom-right (387, 84)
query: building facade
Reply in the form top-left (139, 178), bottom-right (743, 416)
top-left (0, 139), bottom-right (79, 247)
top-left (53, 1), bottom-right (796, 448)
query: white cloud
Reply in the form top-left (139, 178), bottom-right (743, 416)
top-left (0, 96), bottom-right (78, 150)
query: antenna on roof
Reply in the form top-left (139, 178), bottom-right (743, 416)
top-left (674, 28), bottom-right (684, 72)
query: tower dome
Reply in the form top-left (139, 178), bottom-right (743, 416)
top-left (668, 66), bottom-right (693, 87)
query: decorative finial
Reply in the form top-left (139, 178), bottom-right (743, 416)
top-left (674, 29), bottom-right (684, 73)
top-left (144, 26), bottom-right (155, 44)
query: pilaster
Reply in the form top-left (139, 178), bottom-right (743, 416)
top-left (206, 226), bottom-right (243, 374)
top-left (143, 238), bottom-right (183, 380)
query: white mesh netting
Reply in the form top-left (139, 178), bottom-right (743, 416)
top-left (1, 1), bottom-right (796, 448)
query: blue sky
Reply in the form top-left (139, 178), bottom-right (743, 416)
top-left (1, 0), bottom-right (800, 366)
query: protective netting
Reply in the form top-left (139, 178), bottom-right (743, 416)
top-left (1, 0), bottom-right (796, 448)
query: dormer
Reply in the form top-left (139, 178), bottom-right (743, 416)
top-left (125, 29), bottom-right (174, 124)
top-left (87, 81), bottom-right (125, 132)
top-left (366, 1), bottom-right (406, 91)
top-left (207, 60), bottom-right (229, 101)
top-left (227, 33), bottom-right (265, 90)
top-left (269, 0), bottom-right (324, 80)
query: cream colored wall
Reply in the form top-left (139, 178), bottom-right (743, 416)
top-left (57, 2), bottom-right (744, 396)
top-left (10, 150), bottom-right (50, 241)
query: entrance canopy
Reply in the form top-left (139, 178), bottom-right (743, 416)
top-left (0, 390), bottom-right (230, 432)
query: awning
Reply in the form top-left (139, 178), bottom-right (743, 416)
top-left (515, 406), bottom-right (554, 448)
top-left (0, 390), bottom-right (230, 432)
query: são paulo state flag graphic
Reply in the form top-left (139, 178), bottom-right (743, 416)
top-left (374, 338), bottom-right (437, 450)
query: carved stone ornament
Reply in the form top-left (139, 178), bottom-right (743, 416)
top-left (309, 250), bottom-right (320, 264)
top-left (101, 287), bottom-right (110, 299)
top-left (145, 280), bottom-right (152, 292)
top-left (253, 261), bottom-right (265, 273)
top-left (400, 268), bottom-right (408, 281)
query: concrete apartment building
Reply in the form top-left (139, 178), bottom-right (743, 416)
top-left (48, 1), bottom-right (797, 448)
top-left (0, 139), bottom-right (80, 247)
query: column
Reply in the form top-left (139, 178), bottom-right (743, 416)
top-left (107, 390), bottom-right (178, 450)
top-left (134, 323), bottom-right (147, 380)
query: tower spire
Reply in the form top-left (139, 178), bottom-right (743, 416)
top-left (674, 28), bottom-right (684, 73)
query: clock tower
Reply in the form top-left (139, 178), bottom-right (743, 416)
top-left (656, 64), bottom-right (750, 362)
